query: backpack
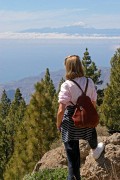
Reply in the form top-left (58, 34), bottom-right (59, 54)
top-left (70, 78), bottom-right (99, 128)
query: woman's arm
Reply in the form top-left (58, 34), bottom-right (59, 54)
top-left (92, 101), bottom-right (96, 108)
top-left (56, 103), bottom-right (66, 129)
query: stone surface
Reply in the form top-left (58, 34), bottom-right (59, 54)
top-left (33, 144), bottom-right (67, 171)
top-left (81, 133), bottom-right (120, 180)
top-left (33, 133), bottom-right (120, 180)
top-left (33, 140), bottom-right (89, 172)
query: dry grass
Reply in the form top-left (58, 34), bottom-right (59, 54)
top-left (93, 162), bottom-right (119, 180)
top-left (96, 124), bottom-right (109, 136)
top-left (50, 137), bottom-right (63, 150)
top-left (107, 162), bottom-right (119, 180)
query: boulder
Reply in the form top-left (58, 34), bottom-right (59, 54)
top-left (81, 133), bottom-right (120, 180)
top-left (33, 140), bottom-right (89, 172)
top-left (33, 133), bottom-right (120, 180)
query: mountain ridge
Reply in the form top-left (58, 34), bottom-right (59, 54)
top-left (0, 67), bottom-right (110, 103)
top-left (20, 25), bottom-right (120, 36)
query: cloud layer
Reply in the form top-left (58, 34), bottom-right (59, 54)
top-left (0, 32), bottom-right (120, 40)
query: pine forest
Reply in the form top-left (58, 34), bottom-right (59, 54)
top-left (0, 48), bottom-right (120, 180)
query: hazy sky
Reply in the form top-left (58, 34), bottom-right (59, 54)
top-left (0, 0), bottom-right (120, 32)
top-left (0, 1), bottom-right (120, 83)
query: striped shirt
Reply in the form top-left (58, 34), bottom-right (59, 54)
top-left (61, 106), bottom-right (94, 142)
top-left (58, 77), bottom-right (97, 143)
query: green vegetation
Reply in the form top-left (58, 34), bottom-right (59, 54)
top-left (0, 48), bottom-right (119, 179)
top-left (24, 168), bottom-right (68, 180)
top-left (0, 90), bottom-right (11, 179)
top-left (100, 48), bottom-right (120, 131)
top-left (82, 48), bottom-right (101, 84)
top-left (82, 48), bottom-right (104, 106)
top-left (3, 68), bottom-right (59, 180)
top-left (0, 88), bottom-right (26, 180)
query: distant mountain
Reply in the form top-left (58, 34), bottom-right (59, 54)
top-left (21, 25), bottom-right (120, 36)
top-left (0, 69), bottom-right (65, 103)
top-left (0, 67), bottom-right (110, 103)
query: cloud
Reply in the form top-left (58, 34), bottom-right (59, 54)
top-left (0, 9), bottom-right (88, 32)
top-left (0, 8), bottom-right (120, 32)
top-left (0, 32), bottom-right (120, 40)
top-left (86, 14), bottom-right (120, 29)
top-left (65, 21), bottom-right (87, 27)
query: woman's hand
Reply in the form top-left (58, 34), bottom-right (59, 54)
top-left (56, 121), bottom-right (62, 130)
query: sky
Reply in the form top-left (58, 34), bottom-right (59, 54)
top-left (0, 0), bottom-right (120, 83)
top-left (0, 0), bottom-right (120, 32)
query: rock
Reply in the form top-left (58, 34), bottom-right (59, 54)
top-left (81, 133), bottom-right (120, 180)
top-left (33, 140), bottom-right (89, 172)
top-left (33, 133), bottom-right (120, 180)
top-left (33, 144), bottom-right (67, 172)
top-left (108, 132), bottom-right (120, 145)
top-left (79, 140), bottom-right (90, 165)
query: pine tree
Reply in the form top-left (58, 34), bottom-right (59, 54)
top-left (1, 89), bottom-right (26, 179)
top-left (0, 117), bottom-right (6, 180)
top-left (100, 48), bottom-right (120, 132)
top-left (57, 77), bottom-right (65, 94)
top-left (7, 88), bottom-right (26, 127)
top-left (82, 48), bottom-right (104, 106)
top-left (97, 89), bottom-right (104, 106)
top-left (6, 88), bottom-right (26, 155)
top-left (0, 90), bottom-right (11, 179)
top-left (0, 90), bottom-right (11, 119)
top-left (4, 68), bottom-right (58, 180)
top-left (82, 48), bottom-right (102, 84)
top-left (3, 118), bottom-right (28, 179)
top-left (53, 77), bottom-right (65, 116)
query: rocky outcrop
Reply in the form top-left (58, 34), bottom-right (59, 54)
top-left (33, 133), bottom-right (120, 180)
top-left (81, 133), bottom-right (120, 180)
top-left (33, 144), bottom-right (67, 171)
top-left (33, 140), bottom-right (90, 172)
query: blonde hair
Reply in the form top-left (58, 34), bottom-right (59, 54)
top-left (64, 55), bottom-right (84, 80)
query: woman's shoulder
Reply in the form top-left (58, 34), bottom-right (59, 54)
top-left (75, 76), bottom-right (95, 88)
top-left (60, 80), bottom-right (70, 90)
top-left (87, 77), bottom-right (95, 85)
top-left (61, 79), bottom-right (77, 90)
top-left (79, 76), bottom-right (94, 83)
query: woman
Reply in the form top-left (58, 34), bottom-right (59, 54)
top-left (57, 55), bottom-right (104, 180)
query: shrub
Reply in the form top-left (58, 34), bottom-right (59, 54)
top-left (96, 124), bottom-right (109, 136)
top-left (23, 168), bottom-right (68, 180)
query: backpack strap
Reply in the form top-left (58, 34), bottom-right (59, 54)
top-left (70, 77), bottom-right (89, 95)
top-left (70, 79), bottom-right (84, 94)
top-left (84, 78), bottom-right (89, 94)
